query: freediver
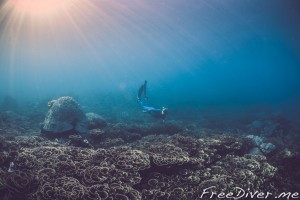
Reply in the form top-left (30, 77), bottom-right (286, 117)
top-left (137, 80), bottom-right (168, 120)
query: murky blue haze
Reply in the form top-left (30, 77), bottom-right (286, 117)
top-left (1, 1), bottom-right (300, 198)
top-left (0, 0), bottom-right (300, 124)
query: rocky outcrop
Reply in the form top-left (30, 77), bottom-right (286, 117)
top-left (246, 135), bottom-right (276, 155)
top-left (42, 96), bottom-right (87, 134)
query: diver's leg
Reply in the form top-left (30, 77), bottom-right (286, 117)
top-left (137, 84), bottom-right (144, 101)
top-left (137, 80), bottom-right (150, 112)
top-left (143, 80), bottom-right (148, 99)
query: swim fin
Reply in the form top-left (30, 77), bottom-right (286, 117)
top-left (143, 80), bottom-right (148, 99)
top-left (137, 84), bottom-right (144, 100)
top-left (137, 80), bottom-right (148, 100)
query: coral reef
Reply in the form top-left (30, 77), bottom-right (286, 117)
top-left (0, 144), bottom-right (144, 199)
top-left (85, 122), bottom-right (185, 149)
top-left (0, 132), bottom-right (288, 200)
top-left (246, 114), bottom-right (291, 137)
top-left (0, 111), bottom-right (39, 137)
top-left (0, 104), bottom-right (299, 200)
top-left (42, 97), bottom-right (87, 134)
top-left (145, 123), bottom-right (183, 136)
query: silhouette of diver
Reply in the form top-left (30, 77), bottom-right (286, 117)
top-left (137, 80), bottom-right (168, 120)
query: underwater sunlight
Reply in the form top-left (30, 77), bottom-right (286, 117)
top-left (0, 1), bottom-right (300, 199)
top-left (5, 0), bottom-right (74, 16)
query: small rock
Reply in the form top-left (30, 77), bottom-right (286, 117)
top-left (246, 135), bottom-right (263, 146)
top-left (260, 143), bottom-right (276, 155)
top-left (86, 112), bottom-right (107, 129)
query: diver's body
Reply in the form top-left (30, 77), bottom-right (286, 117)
top-left (137, 80), bottom-right (168, 120)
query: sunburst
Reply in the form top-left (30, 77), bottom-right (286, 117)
top-left (5, 0), bottom-right (74, 16)
top-left (0, 0), bottom-right (110, 65)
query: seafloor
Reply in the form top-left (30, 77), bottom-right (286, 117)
top-left (0, 97), bottom-right (299, 200)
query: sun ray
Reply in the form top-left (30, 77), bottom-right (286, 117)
top-left (0, 0), bottom-right (102, 65)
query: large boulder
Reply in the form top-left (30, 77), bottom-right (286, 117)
top-left (42, 96), bottom-right (87, 134)
top-left (86, 112), bottom-right (107, 129)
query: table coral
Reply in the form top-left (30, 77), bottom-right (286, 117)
top-left (0, 134), bottom-right (283, 200)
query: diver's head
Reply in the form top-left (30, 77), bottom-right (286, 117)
top-left (161, 107), bottom-right (168, 116)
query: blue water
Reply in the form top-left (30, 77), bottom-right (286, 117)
top-left (0, 0), bottom-right (300, 121)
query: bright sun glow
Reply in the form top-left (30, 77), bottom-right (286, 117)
top-left (8, 0), bottom-right (73, 14)
top-left (0, 0), bottom-right (105, 72)
top-left (0, 0), bottom-right (119, 76)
